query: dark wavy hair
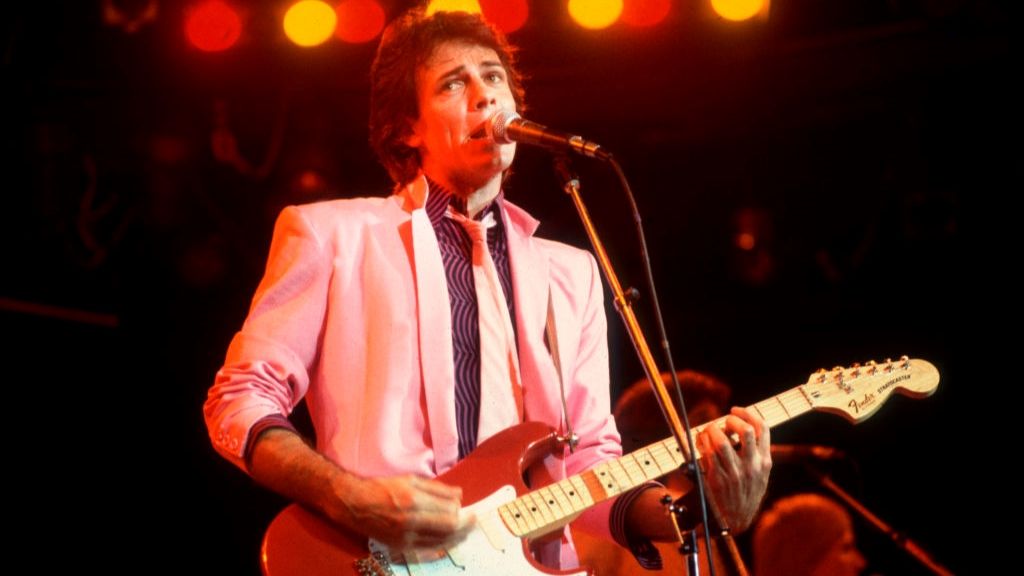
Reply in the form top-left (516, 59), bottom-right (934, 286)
top-left (369, 7), bottom-right (526, 186)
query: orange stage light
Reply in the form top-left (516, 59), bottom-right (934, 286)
top-left (710, 0), bottom-right (767, 22)
top-left (284, 0), bottom-right (338, 47)
top-left (425, 0), bottom-right (482, 16)
top-left (568, 0), bottom-right (624, 31)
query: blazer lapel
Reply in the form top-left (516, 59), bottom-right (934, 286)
top-left (502, 200), bottom-right (563, 427)
top-left (402, 177), bottom-right (460, 474)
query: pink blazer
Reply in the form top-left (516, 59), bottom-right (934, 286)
top-left (205, 176), bottom-right (623, 562)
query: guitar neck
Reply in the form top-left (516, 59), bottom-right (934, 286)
top-left (497, 386), bottom-right (813, 539)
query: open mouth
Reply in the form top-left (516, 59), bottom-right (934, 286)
top-left (467, 122), bottom-right (489, 141)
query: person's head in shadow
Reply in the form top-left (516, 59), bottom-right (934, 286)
top-left (614, 369), bottom-right (732, 455)
top-left (752, 492), bottom-right (867, 576)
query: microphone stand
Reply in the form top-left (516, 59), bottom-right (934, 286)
top-left (809, 467), bottom-right (953, 576)
top-left (664, 495), bottom-right (702, 576)
top-left (553, 156), bottom-right (749, 576)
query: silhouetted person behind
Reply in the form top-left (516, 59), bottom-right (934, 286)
top-left (752, 492), bottom-right (867, 576)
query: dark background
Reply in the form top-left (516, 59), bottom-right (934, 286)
top-left (3, 0), bottom-right (1008, 573)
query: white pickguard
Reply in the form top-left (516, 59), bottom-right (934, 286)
top-left (366, 485), bottom-right (587, 576)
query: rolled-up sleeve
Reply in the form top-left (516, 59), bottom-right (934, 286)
top-left (203, 206), bottom-right (331, 471)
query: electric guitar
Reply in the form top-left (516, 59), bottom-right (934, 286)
top-left (261, 357), bottom-right (940, 575)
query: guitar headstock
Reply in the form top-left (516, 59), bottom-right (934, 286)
top-left (802, 357), bottom-right (939, 424)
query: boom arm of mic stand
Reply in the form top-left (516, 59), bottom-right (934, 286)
top-left (554, 156), bottom-right (748, 576)
top-left (811, 468), bottom-right (954, 576)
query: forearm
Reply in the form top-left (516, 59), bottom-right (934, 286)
top-left (248, 427), bottom-right (359, 528)
top-left (249, 428), bottom-right (471, 551)
top-left (623, 486), bottom-right (680, 542)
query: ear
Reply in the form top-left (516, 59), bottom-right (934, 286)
top-left (403, 117), bottom-right (423, 149)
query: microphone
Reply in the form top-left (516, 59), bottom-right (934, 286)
top-left (488, 110), bottom-right (612, 161)
top-left (770, 444), bottom-right (847, 463)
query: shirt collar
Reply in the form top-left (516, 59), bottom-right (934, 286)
top-left (424, 176), bottom-right (504, 229)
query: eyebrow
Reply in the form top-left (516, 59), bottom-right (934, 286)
top-left (436, 64), bottom-right (466, 83)
top-left (436, 60), bottom-right (506, 83)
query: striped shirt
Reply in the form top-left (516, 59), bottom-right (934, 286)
top-left (424, 179), bottom-right (515, 459)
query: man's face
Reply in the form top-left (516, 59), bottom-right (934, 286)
top-left (406, 41), bottom-right (517, 193)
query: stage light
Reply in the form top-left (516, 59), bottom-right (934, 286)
top-left (334, 0), bottom-right (385, 43)
top-left (732, 206), bottom-right (776, 285)
top-left (284, 0), bottom-right (338, 47)
top-left (479, 0), bottom-right (528, 33)
top-left (425, 0), bottom-right (482, 16)
top-left (621, 0), bottom-right (670, 27)
top-left (568, 0), bottom-right (624, 31)
top-left (185, 1), bottom-right (242, 52)
top-left (710, 0), bottom-right (768, 22)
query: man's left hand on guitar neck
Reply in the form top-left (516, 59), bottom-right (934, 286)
top-left (624, 406), bottom-right (771, 540)
top-left (696, 406), bottom-right (772, 533)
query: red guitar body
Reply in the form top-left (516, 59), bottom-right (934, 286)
top-left (261, 422), bottom-right (588, 576)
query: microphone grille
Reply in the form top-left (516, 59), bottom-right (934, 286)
top-left (488, 109), bottom-right (520, 144)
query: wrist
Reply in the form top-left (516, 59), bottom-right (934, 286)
top-left (323, 467), bottom-right (363, 528)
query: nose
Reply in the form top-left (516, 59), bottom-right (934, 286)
top-left (469, 76), bottom-right (496, 111)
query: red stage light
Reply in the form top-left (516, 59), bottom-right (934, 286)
top-left (479, 0), bottom-right (528, 33)
top-left (185, 1), bottom-right (242, 52)
top-left (335, 0), bottom-right (386, 43)
top-left (622, 0), bottom-right (670, 27)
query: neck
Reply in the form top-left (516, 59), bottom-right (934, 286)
top-left (427, 172), bottom-right (502, 219)
top-left (464, 182), bottom-right (501, 219)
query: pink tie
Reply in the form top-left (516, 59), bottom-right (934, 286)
top-left (448, 208), bottom-right (524, 443)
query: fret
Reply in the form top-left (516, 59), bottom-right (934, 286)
top-left (632, 446), bottom-right (669, 478)
top-left (498, 504), bottom-right (527, 536)
top-left (569, 474), bottom-right (596, 507)
top-left (614, 454), bottom-right (646, 486)
top-left (510, 498), bottom-right (540, 533)
top-left (537, 485), bottom-right (569, 519)
top-left (659, 439), bottom-right (686, 467)
top-left (552, 480), bottom-right (584, 514)
top-left (773, 394), bottom-right (792, 419)
top-left (590, 463), bottom-right (621, 496)
top-left (752, 402), bottom-right (768, 422)
top-left (522, 490), bottom-right (555, 526)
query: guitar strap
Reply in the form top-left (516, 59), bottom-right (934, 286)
top-left (546, 290), bottom-right (579, 453)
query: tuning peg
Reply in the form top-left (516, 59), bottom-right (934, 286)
top-left (865, 359), bottom-right (878, 375)
top-left (828, 365), bottom-right (852, 393)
